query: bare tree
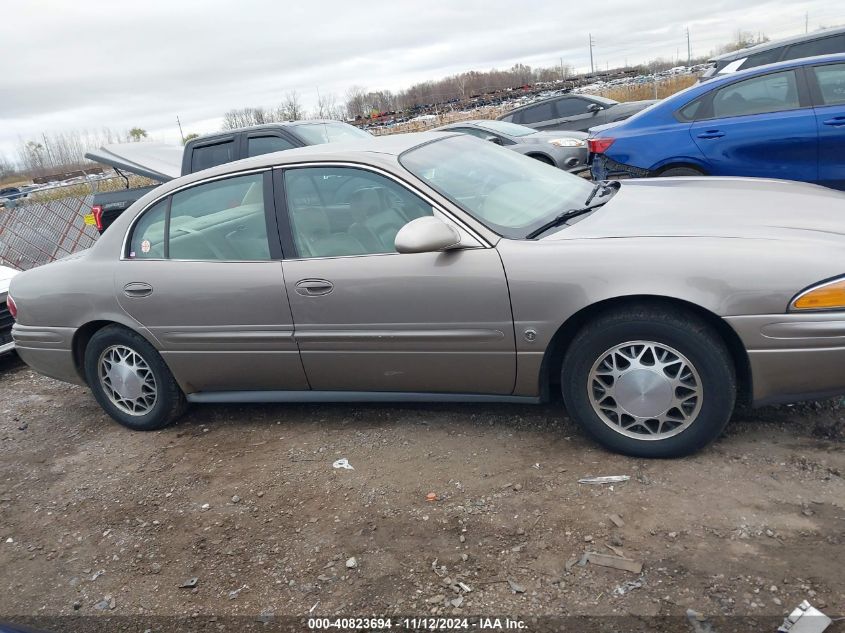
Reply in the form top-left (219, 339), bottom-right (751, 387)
top-left (15, 127), bottom-right (130, 177)
top-left (345, 85), bottom-right (369, 119)
top-left (279, 90), bottom-right (304, 120)
top-left (0, 153), bottom-right (17, 180)
top-left (222, 107), bottom-right (270, 129)
top-left (313, 91), bottom-right (344, 120)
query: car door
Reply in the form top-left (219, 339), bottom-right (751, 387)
top-left (276, 164), bottom-right (516, 394)
top-left (690, 69), bottom-right (818, 182)
top-left (808, 62), bottom-right (845, 190)
top-left (114, 170), bottom-right (309, 393)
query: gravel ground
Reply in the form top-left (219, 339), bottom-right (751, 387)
top-left (0, 353), bottom-right (843, 632)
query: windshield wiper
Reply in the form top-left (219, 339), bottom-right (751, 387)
top-left (526, 207), bottom-right (598, 239)
top-left (526, 180), bottom-right (621, 240)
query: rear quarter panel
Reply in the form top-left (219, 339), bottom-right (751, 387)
top-left (604, 120), bottom-right (707, 173)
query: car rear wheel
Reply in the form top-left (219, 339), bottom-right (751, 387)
top-left (561, 307), bottom-right (735, 457)
top-left (84, 325), bottom-right (187, 431)
top-left (659, 166), bottom-right (705, 177)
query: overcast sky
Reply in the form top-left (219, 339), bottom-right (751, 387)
top-left (1, 0), bottom-right (841, 159)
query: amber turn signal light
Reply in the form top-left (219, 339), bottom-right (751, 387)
top-left (792, 279), bottom-right (845, 311)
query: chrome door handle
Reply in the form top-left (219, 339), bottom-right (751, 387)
top-left (294, 279), bottom-right (333, 296)
top-left (822, 117), bottom-right (845, 127)
top-left (123, 282), bottom-right (153, 298)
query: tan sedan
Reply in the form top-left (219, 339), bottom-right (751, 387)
top-left (9, 132), bottom-right (845, 457)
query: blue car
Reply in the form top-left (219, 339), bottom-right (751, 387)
top-left (589, 53), bottom-right (845, 190)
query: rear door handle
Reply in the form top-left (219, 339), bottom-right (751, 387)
top-left (294, 279), bottom-right (333, 296)
top-left (696, 130), bottom-right (725, 139)
top-left (123, 282), bottom-right (153, 298)
top-left (822, 116), bottom-right (845, 127)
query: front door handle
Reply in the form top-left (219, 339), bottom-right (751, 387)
top-left (696, 130), bottom-right (725, 139)
top-left (822, 116), bottom-right (845, 127)
top-left (123, 282), bottom-right (153, 298)
top-left (294, 279), bottom-right (333, 297)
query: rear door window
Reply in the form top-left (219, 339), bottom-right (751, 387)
top-left (515, 100), bottom-right (556, 124)
top-left (711, 70), bottom-right (801, 118)
top-left (190, 140), bottom-right (235, 172)
top-left (247, 135), bottom-right (297, 157)
top-left (169, 173), bottom-right (270, 261)
top-left (813, 63), bottom-right (845, 106)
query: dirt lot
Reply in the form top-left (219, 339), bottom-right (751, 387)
top-left (0, 352), bottom-right (843, 632)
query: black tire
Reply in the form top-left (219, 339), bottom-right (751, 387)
top-left (561, 306), bottom-right (735, 458)
top-left (658, 166), bottom-right (705, 177)
top-left (84, 325), bottom-right (187, 431)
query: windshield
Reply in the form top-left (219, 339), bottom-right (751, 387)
top-left (400, 135), bottom-right (595, 238)
top-left (474, 120), bottom-right (536, 137)
top-left (290, 122), bottom-right (372, 145)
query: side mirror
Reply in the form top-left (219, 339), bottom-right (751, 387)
top-left (484, 135), bottom-right (504, 145)
top-left (587, 103), bottom-right (603, 114)
top-left (395, 216), bottom-right (461, 254)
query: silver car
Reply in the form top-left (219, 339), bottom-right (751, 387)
top-left (433, 120), bottom-right (588, 171)
top-left (9, 133), bottom-right (845, 457)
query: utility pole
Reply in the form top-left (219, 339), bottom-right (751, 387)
top-left (559, 57), bottom-right (564, 81)
top-left (589, 34), bottom-right (595, 74)
top-left (805, 12), bottom-right (809, 33)
top-left (686, 27), bottom-right (691, 65)
top-left (176, 115), bottom-right (185, 144)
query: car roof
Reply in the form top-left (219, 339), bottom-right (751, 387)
top-left (703, 52), bottom-right (845, 88)
top-left (502, 93), bottom-right (616, 115)
top-left (710, 25), bottom-right (845, 62)
top-left (192, 120), bottom-right (358, 140)
top-left (158, 131), bottom-right (461, 188)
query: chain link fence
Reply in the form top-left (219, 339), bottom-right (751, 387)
top-left (0, 187), bottom-right (98, 271)
top-left (0, 176), bottom-right (155, 271)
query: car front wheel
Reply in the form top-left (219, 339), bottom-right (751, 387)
top-left (561, 307), bottom-right (736, 457)
top-left (84, 325), bottom-right (187, 431)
